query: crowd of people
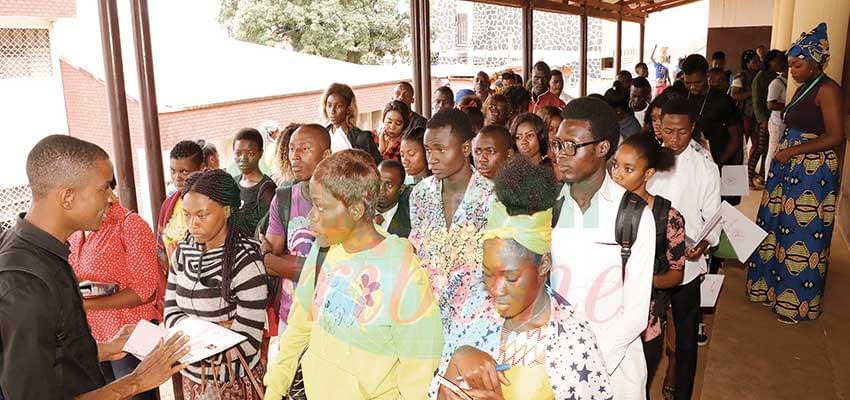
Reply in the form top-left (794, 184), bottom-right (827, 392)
top-left (0, 21), bottom-right (843, 400)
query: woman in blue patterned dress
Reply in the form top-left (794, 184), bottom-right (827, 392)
top-left (746, 22), bottom-right (845, 324)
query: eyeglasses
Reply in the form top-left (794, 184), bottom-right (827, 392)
top-left (550, 138), bottom-right (605, 156)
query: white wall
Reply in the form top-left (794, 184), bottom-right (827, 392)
top-left (0, 18), bottom-right (69, 189)
top-left (709, 0), bottom-right (774, 28)
top-left (645, 0), bottom-right (709, 60)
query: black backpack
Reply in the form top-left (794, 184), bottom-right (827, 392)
top-left (254, 185), bottom-right (294, 323)
top-left (553, 190), bottom-right (646, 281)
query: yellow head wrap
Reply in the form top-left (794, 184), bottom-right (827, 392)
top-left (482, 200), bottom-right (553, 255)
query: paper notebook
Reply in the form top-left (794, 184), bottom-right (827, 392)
top-left (123, 319), bottom-right (246, 364)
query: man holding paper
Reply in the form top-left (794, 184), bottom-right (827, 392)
top-left (648, 97), bottom-right (721, 400)
top-left (0, 136), bottom-right (189, 400)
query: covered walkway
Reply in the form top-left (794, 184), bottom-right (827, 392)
top-left (643, 191), bottom-right (850, 400)
top-left (698, 197), bottom-right (850, 400)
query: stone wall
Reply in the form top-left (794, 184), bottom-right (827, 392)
top-left (430, 0), bottom-right (603, 84)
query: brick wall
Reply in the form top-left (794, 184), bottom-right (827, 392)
top-left (61, 60), bottom-right (148, 211)
top-left (0, 0), bottom-right (75, 18)
top-left (158, 82), bottom-right (402, 150)
top-left (61, 60), bottom-right (410, 194)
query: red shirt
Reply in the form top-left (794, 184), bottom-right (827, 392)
top-left (531, 91), bottom-right (566, 113)
top-left (373, 130), bottom-right (402, 162)
top-left (68, 204), bottom-right (161, 341)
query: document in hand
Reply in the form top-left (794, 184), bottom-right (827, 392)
top-left (720, 165), bottom-right (749, 196)
top-left (718, 201), bottom-right (768, 263)
top-left (123, 319), bottom-right (246, 364)
top-left (685, 205), bottom-right (724, 248)
top-left (700, 274), bottom-right (725, 307)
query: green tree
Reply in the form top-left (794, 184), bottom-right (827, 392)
top-left (218, 0), bottom-right (410, 65)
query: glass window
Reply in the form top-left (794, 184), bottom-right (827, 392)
top-left (430, 0), bottom-right (522, 114)
top-left (587, 17), bottom-right (615, 95)
top-left (622, 22), bottom-right (642, 76)
top-left (532, 10), bottom-right (582, 99)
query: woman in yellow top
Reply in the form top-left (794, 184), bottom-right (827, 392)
top-left (263, 149), bottom-right (444, 399)
top-left (431, 157), bottom-right (609, 400)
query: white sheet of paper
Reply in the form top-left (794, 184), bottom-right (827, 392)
top-left (123, 318), bottom-right (246, 364)
top-left (687, 206), bottom-right (723, 247)
top-left (720, 165), bottom-right (749, 196)
top-left (719, 202), bottom-right (769, 263)
top-left (123, 319), bottom-right (168, 361)
top-left (700, 274), bottom-right (725, 307)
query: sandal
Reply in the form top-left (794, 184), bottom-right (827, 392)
top-left (777, 315), bottom-right (798, 325)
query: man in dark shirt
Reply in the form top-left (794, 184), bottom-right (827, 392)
top-left (681, 54), bottom-right (745, 170)
top-left (0, 135), bottom-right (189, 399)
top-left (393, 81), bottom-right (428, 134)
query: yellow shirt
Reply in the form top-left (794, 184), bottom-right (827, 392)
top-left (161, 197), bottom-right (186, 248)
top-left (264, 235), bottom-right (444, 399)
top-left (503, 365), bottom-right (555, 400)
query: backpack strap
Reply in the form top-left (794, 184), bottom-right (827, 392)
top-left (276, 185), bottom-right (294, 256)
top-left (552, 196), bottom-right (565, 228)
top-left (552, 182), bottom-right (566, 228)
top-left (614, 192), bottom-right (646, 281)
top-left (651, 196), bottom-right (672, 275)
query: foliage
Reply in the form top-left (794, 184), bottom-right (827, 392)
top-left (218, 0), bottom-right (410, 65)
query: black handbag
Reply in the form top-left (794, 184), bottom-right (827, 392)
top-left (286, 246), bottom-right (329, 400)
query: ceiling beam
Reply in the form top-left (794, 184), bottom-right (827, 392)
top-left (584, 0), bottom-right (647, 18)
top-left (640, 0), bottom-right (700, 13)
top-left (532, 0), bottom-right (644, 23)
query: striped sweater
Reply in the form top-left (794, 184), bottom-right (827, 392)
top-left (164, 233), bottom-right (268, 383)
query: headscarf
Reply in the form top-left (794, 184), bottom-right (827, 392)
top-left (789, 22), bottom-right (830, 66)
top-left (455, 89), bottom-right (474, 104)
top-left (482, 200), bottom-right (552, 255)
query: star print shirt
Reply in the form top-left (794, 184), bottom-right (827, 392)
top-left (428, 290), bottom-right (611, 400)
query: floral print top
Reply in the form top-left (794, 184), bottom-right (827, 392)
top-left (408, 169), bottom-right (496, 354)
top-left (643, 206), bottom-right (686, 342)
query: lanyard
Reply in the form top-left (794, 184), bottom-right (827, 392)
top-left (783, 73), bottom-right (825, 120)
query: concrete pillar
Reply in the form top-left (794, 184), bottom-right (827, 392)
top-left (771, 0), bottom-right (795, 50)
top-left (786, 0), bottom-right (849, 95)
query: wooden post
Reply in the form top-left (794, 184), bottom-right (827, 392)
top-left (419, 0), bottom-right (432, 118)
top-left (130, 0), bottom-right (165, 225)
top-left (97, 0), bottom-right (137, 211)
top-left (616, 8), bottom-right (623, 73)
top-left (522, 1), bottom-right (533, 85)
top-left (580, 5), bottom-right (588, 96)
top-left (640, 22), bottom-right (645, 63)
top-left (409, 0), bottom-right (423, 115)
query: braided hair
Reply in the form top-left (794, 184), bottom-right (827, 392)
top-left (182, 169), bottom-right (254, 303)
